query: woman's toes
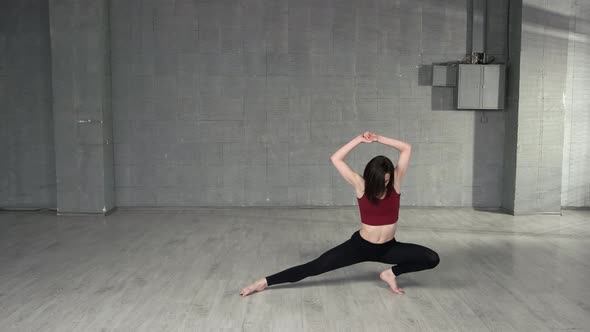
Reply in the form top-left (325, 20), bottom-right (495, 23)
top-left (240, 287), bottom-right (251, 296)
top-left (393, 287), bottom-right (404, 295)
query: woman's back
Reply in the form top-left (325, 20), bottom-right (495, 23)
top-left (358, 178), bottom-right (402, 244)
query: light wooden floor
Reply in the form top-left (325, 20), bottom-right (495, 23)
top-left (0, 207), bottom-right (589, 331)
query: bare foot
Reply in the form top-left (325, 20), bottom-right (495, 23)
top-left (380, 269), bottom-right (404, 295)
top-left (240, 278), bottom-right (268, 297)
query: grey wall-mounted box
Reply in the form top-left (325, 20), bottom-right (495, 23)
top-left (457, 64), bottom-right (505, 109)
top-left (432, 65), bottom-right (457, 87)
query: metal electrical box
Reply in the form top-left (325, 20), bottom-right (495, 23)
top-left (457, 64), bottom-right (505, 109)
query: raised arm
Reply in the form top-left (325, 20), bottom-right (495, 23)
top-left (330, 133), bottom-right (373, 195)
top-left (375, 135), bottom-right (412, 181)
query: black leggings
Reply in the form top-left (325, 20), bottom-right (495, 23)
top-left (266, 231), bottom-right (439, 286)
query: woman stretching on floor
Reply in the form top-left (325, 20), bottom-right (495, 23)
top-left (240, 132), bottom-right (439, 296)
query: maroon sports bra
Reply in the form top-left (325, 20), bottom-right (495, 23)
top-left (357, 189), bottom-right (400, 226)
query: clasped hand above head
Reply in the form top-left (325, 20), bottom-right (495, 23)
top-left (361, 131), bottom-right (379, 143)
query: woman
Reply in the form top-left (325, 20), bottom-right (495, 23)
top-left (240, 132), bottom-right (439, 296)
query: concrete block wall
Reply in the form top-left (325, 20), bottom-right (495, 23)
top-left (111, 0), bottom-right (508, 207)
top-left (502, 0), bottom-right (522, 213)
top-left (562, 0), bottom-right (590, 207)
top-left (504, 0), bottom-right (590, 214)
top-left (5, 0), bottom-right (585, 210)
top-left (486, 0), bottom-right (510, 63)
top-left (49, 0), bottom-right (115, 213)
top-left (0, 0), bottom-right (56, 208)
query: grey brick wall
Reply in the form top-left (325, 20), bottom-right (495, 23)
top-left (562, 0), bottom-right (590, 207)
top-left (506, 0), bottom-right (589, 214)
top-left (111, 0), bottom-right (509, 207)
top-left (0, 0), bottom-right (56, 208)
top-left (501, 0), bottom-right (522, 213)
top-left (2, 0), bottom-right (587, 210)
top-left (49, 0), bottom-right (115, 213)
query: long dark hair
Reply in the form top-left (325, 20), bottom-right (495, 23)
top-left (363, 155), bottom-right (395, 204)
